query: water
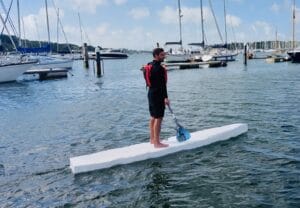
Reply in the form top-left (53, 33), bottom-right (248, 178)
top-left (0, 54), bottom-right (300, 207)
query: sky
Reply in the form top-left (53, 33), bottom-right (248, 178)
top-left (1, 0), bottom-right (300, 50)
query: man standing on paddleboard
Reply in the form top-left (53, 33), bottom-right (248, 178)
top-left (145, 48), bottom-right (170, 148)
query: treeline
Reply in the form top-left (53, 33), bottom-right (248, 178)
top-left (0, 34), bottom-right (95, 53)
top-left (226, 41), bottom-right (299, 50)
top-left (2, 33), bottom-right (297, 53)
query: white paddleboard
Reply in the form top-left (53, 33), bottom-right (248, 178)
top-left (70, 123), bottom-right (248, 174)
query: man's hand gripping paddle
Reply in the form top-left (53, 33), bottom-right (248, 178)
top-left (167, 104), bottom-right (191, 142)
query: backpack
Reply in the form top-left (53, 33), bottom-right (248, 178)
top-left (142, 63), bottom-right (167, 88)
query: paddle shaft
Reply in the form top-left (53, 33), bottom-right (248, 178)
top-left (167, 104), bottom-right (181, 128)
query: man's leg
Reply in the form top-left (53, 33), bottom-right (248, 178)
top-left (153, 117), bottom-right (168, 148)
top-left (149, 117), bottom-right (155, 144)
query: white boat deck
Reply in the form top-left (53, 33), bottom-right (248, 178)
top-left (163, 60), bottom-right (225, 70)
top-left (70, 123), bottom-right (248, 174)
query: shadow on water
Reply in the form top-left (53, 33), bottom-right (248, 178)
top-left (33, 165), bottom-right (69, 176)
top-left (146, 161), bottom-right (171, 208)
top-left (94, 77), bottom-right (104, 89)
top-left (0, 164), bottom-right (5, 176)
top-left (70, 159), bottom-right (172, 207)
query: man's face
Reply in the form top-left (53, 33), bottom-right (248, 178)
top-left (157, 51), bottom-right (166, 62)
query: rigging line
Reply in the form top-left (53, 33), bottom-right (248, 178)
top-left (0, 11), bottom-right (17, 50)
top-left (2, 0), bottom-right (18, 36)
top-left (229, 16), bottom-right (237, 50)
top-left (17, 0), bottom-right (21, 46)
top-left (0, 0), bottom-right (12, 34)
top-left (204, 32), bottom-right (208, 47)
top-left (226, 1), bottom-right (237, 51)
top-left (78, 12), bottom-right (92, 46)
top-left (45, 0), bottom-right (50, 45)
top-left (21, 17), bottom-right (27, 47)
top-left (78, 12), bottom-right (83, 46)
top-left (57, 8), bottom-right (59, 52)
top-left (51, 0), bottom-right (72, 54)
top-left (223, 0), bottom-right (227, 45)
top-left (208, 0), bottom-right (224, 43)
top-left (34, 17), bottom-right (41, 47)
top-left (0, 0), bottom-right (18, 36)
top-left (83, 27), bottom-right (92, 46)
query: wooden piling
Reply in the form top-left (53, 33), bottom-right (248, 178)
top-left (96, 51), bottom-right (102, 77)
top-left (83, 43), bottom-right (89, 68)
top-left (243, 44), bottom-right (247, 65)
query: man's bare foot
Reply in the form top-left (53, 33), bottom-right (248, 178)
top-left (154, 142), bottom-right (169, 148)
top-left (150, 138), bottom-right (162, 144)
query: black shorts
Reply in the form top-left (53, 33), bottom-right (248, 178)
top-left (148, 91), bottom-right (165, 118)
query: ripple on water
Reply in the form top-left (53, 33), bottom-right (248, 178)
top-left (0, 164), bottom-right (5, 176)
top-left (1, 57), bottom-right (300, 207)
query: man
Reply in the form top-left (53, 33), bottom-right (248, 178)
top-left (147, 48), bottom-right (170, 148)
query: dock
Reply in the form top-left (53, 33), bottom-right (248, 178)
top-left (164, 60), bottom-right (227, 70)
top-left (24, 68), bottom-right (69, 80)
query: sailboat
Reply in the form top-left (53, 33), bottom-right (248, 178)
top-left (205, 0), bottom-right (238, 62)
top-left (287, 0), bottom-right (300, 63)
top-left (164, 0), bottom-right (191, 63)
top-left (266, 28), bottom-right (290, 63)
top-left (188, 0), bottom-right (212, 62)
top-left (0, 0), bottom-right (38, 83)
top-left (29, 0), bottom-right (74, 70)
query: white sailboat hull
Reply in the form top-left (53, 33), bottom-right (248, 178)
top-left (0, 61), bottom-right (37, 83)
top-left (31, 58), bottom-right (73, 70)
top-left (165, 54), bottom-right (191, 63)
top-left (70, 123), bottom-right (248, 174)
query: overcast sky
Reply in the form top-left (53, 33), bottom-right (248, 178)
top-left (2, 0), bottom-right (300, 50)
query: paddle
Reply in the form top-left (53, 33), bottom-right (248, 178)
top-left (167, 104), bottom-right (191, 142)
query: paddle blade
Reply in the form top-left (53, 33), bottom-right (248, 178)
top-left (176, 126), bottom-right (191, 142)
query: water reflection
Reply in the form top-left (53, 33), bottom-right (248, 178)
top-left (1, 56), bottom-right (300, 207)
top-left (146, 162), bottom-right (171, 207)
top-left (0, 164), bottom-right (5, 176)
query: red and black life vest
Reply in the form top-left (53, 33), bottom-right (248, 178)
top-left (142, 63), bottom-right (167, 87)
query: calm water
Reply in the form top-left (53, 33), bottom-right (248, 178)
top-left (0, 54), bottom-right (300, 207)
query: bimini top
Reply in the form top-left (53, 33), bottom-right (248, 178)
top-left (188, 42), bottom-right (205, 47)
top-left (164, 41), bottom-right (182, 45)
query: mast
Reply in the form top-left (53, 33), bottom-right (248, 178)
top-left (224, 0), bottom-right (227, 46)
top-left (57, 8), bottom-right (59, 53)
top-left (17, 0), bottom-right (21, 47)
top-left (275, 27), bottom-right (278, 49)
top-left (45, 0), bottom-right (51, 46)
top-left (178, 0), bottom-right (183, 48)
top-left (292, 0), bottom-right (295, 50)
top-left (200, 0), bottom-right (205, 46)
top-left (78, 12), bottom-right (83, 46)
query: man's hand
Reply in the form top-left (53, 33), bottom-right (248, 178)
top-left (164, 98), bottom-right (170, 106)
